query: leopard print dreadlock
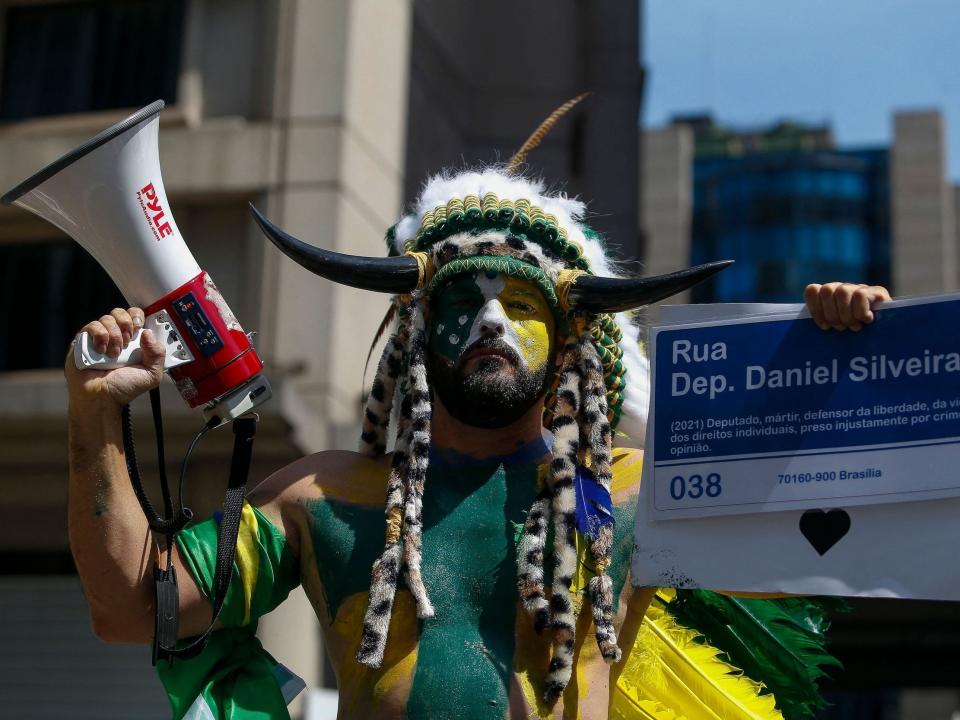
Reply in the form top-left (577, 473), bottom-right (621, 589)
top-left (356, 296), bottom-right (437, 668)
top-left (578, 328), bottom-right (621, 664)
top-left (520, 323), bottom-right (623, 703)
top-left (400, 299), bottom-right (435, 621)
top-left (541, 333), bottom-right (583, 699)
top-left (356, 303), bottom-right (410, 667)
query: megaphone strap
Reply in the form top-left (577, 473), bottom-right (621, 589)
top-left (121, 390), bottom-right (199, 538)
top-left (120, 389), bottom-right (259, 666)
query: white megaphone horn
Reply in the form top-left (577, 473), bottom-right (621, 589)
top-left (2, 100), bottom-right (270, 423)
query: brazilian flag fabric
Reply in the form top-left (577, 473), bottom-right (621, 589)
top-left (157, 502), bottom-right (302, 720)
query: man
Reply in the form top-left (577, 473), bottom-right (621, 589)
top-left (65, 161), bottom-right (890, 718)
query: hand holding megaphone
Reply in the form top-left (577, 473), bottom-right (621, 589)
top-left (73, 308), bottom-right (192, 371)
top-left (64, 306), bottom-right (168, 408)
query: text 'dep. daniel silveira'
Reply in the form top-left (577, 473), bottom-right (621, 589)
top-left (669, 340), bottom-right (960, 399)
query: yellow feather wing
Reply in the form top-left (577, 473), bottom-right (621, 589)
top-left (611, 590), bottom-right (783, 720)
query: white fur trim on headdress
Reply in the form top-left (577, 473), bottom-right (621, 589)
top-left (393, 168), bottom-right (588, 253)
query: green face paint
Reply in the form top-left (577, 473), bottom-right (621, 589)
top-left (430, 274), bottom-right (482, 364)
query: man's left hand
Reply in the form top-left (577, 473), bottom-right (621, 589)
top-left (804, 282), bottom-right (892, 332)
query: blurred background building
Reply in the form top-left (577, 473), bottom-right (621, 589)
top-left (643, 111), bottom-right (960, 305)
top-left (0, 1), bottom-right (958, 719)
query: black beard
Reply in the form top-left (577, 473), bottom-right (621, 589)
top-left (428, 338), bottom-right (552, 429)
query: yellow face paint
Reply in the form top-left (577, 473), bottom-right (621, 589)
top-left (499, 276), bottom-right (555, 372)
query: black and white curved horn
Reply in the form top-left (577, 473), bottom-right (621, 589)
top-left (567, 260), bottom-right (733, 314)
top-left (249, 204), bottom-right (420, 294)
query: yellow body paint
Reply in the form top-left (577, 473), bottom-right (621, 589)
top-left (332, 592), bottom-right (419, 717)
top-left (610, 448), bottom-right (644, 497)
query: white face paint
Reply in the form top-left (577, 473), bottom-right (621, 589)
top-left (464, 272), bottom-right (527, 366)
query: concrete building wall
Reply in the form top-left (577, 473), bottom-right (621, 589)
top-left (891, 110), bottom-right (958, 295)
top-left (640, 124), bottom-right (694, 303)
top-left (257, 0), bottom-right (411, 453)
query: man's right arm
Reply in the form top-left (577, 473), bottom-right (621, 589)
top-left (66, 307), bottom-right (214, 643)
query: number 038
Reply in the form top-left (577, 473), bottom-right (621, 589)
top-left (669, 473), bottom-right (722, 501)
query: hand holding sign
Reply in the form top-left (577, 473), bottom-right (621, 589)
top-left (804, 282), bottom-right (892, 332)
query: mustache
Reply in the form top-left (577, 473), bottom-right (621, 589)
top-left (457, 337), bottom-right (522, 369)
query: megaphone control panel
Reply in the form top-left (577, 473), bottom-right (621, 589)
top-left (172, 292), bottom-right (223, 358)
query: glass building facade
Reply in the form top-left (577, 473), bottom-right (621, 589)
top-left (686, 120), bottom-right (891, 303)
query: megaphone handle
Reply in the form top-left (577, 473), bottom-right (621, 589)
top-left (74, 311), bottom-right (194, 371)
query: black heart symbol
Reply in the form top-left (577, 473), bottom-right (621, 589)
top-left (799, 509), bottom-right (851, 556)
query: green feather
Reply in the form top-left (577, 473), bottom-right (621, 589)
top-left (664, 590), bottom-right (845, 720)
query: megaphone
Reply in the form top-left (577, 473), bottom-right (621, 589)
top-left (2, 100), bottom-right (270, 422)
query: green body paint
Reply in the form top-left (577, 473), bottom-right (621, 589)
top-left (407, 461), bottom-right (537, 719)
top-left (305, 498), bottom-right (386, 621)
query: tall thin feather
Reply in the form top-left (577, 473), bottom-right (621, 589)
top-left (505, 93), bottom-right (591, 175)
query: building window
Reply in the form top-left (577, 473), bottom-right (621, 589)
top-left (0, 0), bottom-right (186, 122)
top-left (691, 149), bottom-right (891, 303)
top-left (0, 241), bottom-right (125, 371)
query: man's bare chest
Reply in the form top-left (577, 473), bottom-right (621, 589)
top-left (302, 462), bottom-right (540, 718)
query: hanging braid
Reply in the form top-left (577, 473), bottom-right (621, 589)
top-left (400, 297), bottom-right (435, 619)
top-left (359, 315), bottom-right (405, 458)
top-left (357, 304), bottom-right (415, 668)
top-left (356, 297), bottom-right (438, 668)
top-left (517, 485), bottom-right (552, 634)
top-left (356, 445), bottom-right (409, 667)
top-left (542, 335), bottom-right (584, 703)
top-left (578, 323), bottom-right (622, 663)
